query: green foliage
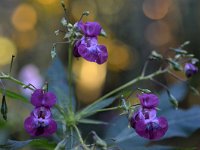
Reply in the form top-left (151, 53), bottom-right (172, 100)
top-left (0, 139), bottom-right (56, 150)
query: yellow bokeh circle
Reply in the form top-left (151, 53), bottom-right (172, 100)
top-left (12, 4), bottom-right (37, 32)
top-left (0, 37), bottom-right (17, 66)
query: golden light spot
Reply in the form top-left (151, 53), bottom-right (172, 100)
top-left (143, 0), bottom-right (171, 20)
top-left (99, 38), bottom-right (135, 72)
top-left (71, 0), bottom-right (96, 21)
top-left (0, 37), bottom-right (17, 66)
top-left (12, 4), bottom-right (37, 32)
top-left (37, 0), bottom-right (57, 5)
top-left (96, 0), bottom-right (124, 15)
top-left (145, 21), bottom-right (172, 46)
top-left (12, 30), bottom-right (37, 50)
top-left (73, 59), bottom-right (107, 103)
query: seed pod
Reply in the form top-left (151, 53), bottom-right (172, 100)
top-left (1, 95), bottom-right (7, 120)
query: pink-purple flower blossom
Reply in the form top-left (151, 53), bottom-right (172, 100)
top-left (130, 93), bottom-right (168, 140)
top-left (184, 63), bottom-right (198, 78)
top-left (24, 107), bottom-right (57, 136)
top-left (24, 89), bottom-right (57, 136)
top-left (73, 21), bottom-right (108, 64)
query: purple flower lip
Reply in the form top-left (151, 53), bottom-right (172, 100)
top-left (130, 107), bottom-right (168, 140)
top-left (74, 37), bottom-right (108, 64)
top-left (184, 63), bottom-right (198, 78)
top-left (24, 107), bottom-right (57, 137)
top-left (135, 117), bottom-right (168, 140)
top-left (138, 93), bottom-right (159, 109)
top-left (31, 89), bottom-right (56, 108)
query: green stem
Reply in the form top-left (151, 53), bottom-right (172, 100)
top-left (73, 125), bottom-right (90, 150)
top-left (68, 43), bottom-right (73, 111)
top-left (95, 106), bottom-right (122, 113)
top-left (0, 74), bottom-right (34, 91)
top-left (82, 68), bottom-right (168, 115)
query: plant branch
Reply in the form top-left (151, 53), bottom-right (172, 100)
top-left (73, 125), bottom-right (90, 150)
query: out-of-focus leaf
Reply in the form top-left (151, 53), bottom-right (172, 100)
top-left (77, 97), bottom-right (116, 119)
top-left (0, 89), bottom-right (29, 103)
top-left (46, 57), bottom-right (76, 112)
top-left (0, 139), bottom-right (56, 150)
top-left (163, 106), bottom-right (200, 138)
top-left (78, 119), bottom-right (108, 125)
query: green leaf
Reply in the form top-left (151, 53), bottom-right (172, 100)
top-left (46, 57), bottom-right (76, 112)
top-left (78, 119), bottom-right (108, 125)
top-left (0, 89), bottom-right (29, 103)
top-left (77, 97), bottom-right (116, 119)
top-left (0, 139), bottom-right (56, 150)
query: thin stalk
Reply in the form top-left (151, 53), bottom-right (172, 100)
top-left (68, 43), bottom-right (73, 111)
top-left (77, 68), bottom-right (168, 118)
top-left (0, 75), bottom-right (34, 91)
top-left (95, 106), bottom-right (122, 113)
top-left (88, 69), bottom-right (167, 109)
top-left (73, 125), bottom-right (90, 150)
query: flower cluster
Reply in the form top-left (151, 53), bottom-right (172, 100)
top-left (130, 93), bottom-right (168, 140)
top-left (24, 89), bottom-right (57, 136)
top-left (73, 21), bottom-right (108, 64)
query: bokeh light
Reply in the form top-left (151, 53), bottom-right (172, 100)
top-left (96, 0), bottom-right (124, 15)
top-left (143, 0), bottom-right (171, 20)
top-left (73, 59), bottom-right (107, 103)
top-left (145, 21), bottom-right (172, 46)
top-left (37, 0), bottom-right (58, 5)
top-left (99, 38), bottom-right (136, 71)
top-left (0, 37), bottom-right (17, 66)
top-left (71, 0), bottom-right (97, 21)
top-left (11, 4), bottom-right (37, 32)
top-left (12, 30), bottom-right (37, 50)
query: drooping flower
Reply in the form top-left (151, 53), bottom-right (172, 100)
top-left (130, 107), bottom-right (168, 140)
top-left (24, 107), bottom-right (57, 136)
top-left (184, 63), bottom-right (198, 78)
top-left (130, 93), bottom-right (168, 140)
top-left (73, 21), bottom-right (108, 64)
top-left (73, 36), bottom-right (108, 64)
top-left (31, 89), bottom-right (56, 108)
top-left (138, 93), bottom-right (159, 109)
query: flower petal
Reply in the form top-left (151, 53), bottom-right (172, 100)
top-left (31, 89), bottom-right (56, 107)
top-left (138, 93), bottom-right (159, 108)
top-left (81, 22), bottom-right (102, 37)
top-left (42, 119), bottom-right (57, 136)
top-left (31, 89), bottom-right (44, 107)
top-left (44, 92), bottom-right (56, 107)
top-left (24, 116), bottom-right (37, 136)
top-left (73, 40), bottom-right (81, 57)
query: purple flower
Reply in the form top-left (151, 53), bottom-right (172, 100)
top-left (184, 63), bottom-right (198, 78)
top-left (130, 108), bottom-right (168, 140)
top-left (74, 37), bottom-right (108, 64)
top-left (31, 89), bottom-right (56, 108)
top-left (138, 93), bottom-right (159, 109)
top-left (24, 107), bottom-right (57, 136)
top-left (75, 21), bottom-right (102, 37)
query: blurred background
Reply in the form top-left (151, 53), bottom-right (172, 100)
top-left (0, 0), bottom-right (200, 149)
